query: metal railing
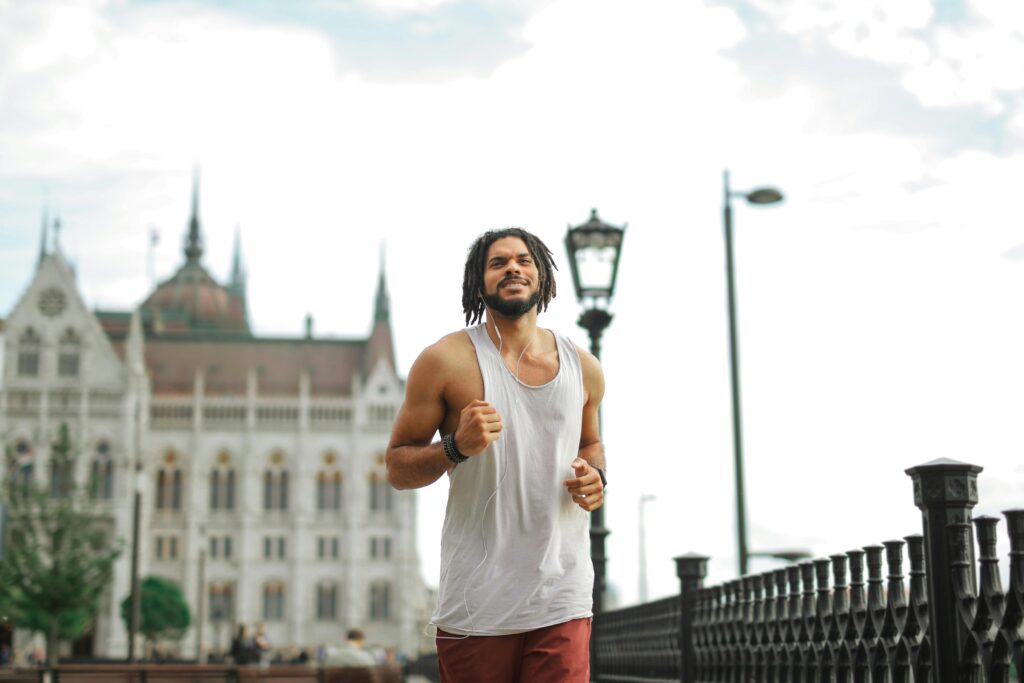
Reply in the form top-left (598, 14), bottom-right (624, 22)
top-left (592, 459), bottom-right (1024, 682)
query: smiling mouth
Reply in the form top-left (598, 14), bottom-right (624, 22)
top-left (500, 278), bottom-right (528, 288)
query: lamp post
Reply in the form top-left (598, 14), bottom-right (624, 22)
top-left (566, 208), bottom-right (625, 682)
top-left (722, 170), bottom-right (784, 577)
top-left (128, 404), bottom-right (142, 662)
top-left (638, 494), bottom-right (656, 603)
top-left (565, 208), bottom-right (626, 616)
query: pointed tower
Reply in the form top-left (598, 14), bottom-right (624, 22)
top-left (365, 243), bottom-right (395, 373)
top-left (374, 243), bottom-right (390, 323)
top-left (183, 167), bottom-right (203, 265)
top-left (38, 204), bottom-right (49, 264)
top-left (229, 226), bottom-right (246, 292)
top-left (227, 225), bottom-right (250, 332)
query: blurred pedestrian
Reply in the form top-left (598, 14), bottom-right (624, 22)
top-left (323, 629), bottom-right (375, 667)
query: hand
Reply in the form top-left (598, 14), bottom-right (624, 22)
top-left (564, 458), bottom-right (604, 512)
top-left (453, 399), bottom-right (502, 456)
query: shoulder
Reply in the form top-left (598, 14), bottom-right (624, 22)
top-left (572, 343), bottom-right (602, 377)
top-left (408, 329), bottom-right (477, 380)
top-left (573, 342), bottom-right (605, 402)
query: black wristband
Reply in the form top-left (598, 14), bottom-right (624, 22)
top-left (442, 433), bottom-right (468, 465)
top-left (594, 466), bottom-right (607, 489)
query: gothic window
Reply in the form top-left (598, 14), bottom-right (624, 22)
top-left (17, 328), bottom-right (41, 377)
top-left (369, 582), bottom-right (391, 621)
top-left (317, 536), bottom-right (340, 560)
top-left (316, 470), bottom-right (342, 512)
top-left (370, 536), bottom-right (393, 560)
top-left (316, 583), bottom-right (338, 621)
top-left (263, 536), bottom-right (286, 560)
top-left (90, 440), bottom-right (113, 499)
top-left (262, 582), bottom-right (285, 621)
top-left (154, 535), bottom-right (179, 560)
top-left (210, 467), bottom-right (236, 511)
top-left (263, 457), bottom-right (289, 511)
top-left (369, 471), bottom-right (392, 512)
top-left (57, 328), bottom-right (80, 378)
top-left (156, 467), bottom-right (183, 511)
top-left (208, 582), bottom-right (235, 623)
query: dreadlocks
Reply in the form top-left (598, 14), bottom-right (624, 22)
top-left (462, 228), bottom-right (558, 326)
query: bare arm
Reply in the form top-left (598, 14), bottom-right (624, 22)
top-left (386, 346), bottom-right (452, 490)
top-left (564, 346), bottom-right (606, 511)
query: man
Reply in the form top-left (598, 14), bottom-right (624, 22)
top-left (324, 628), bottom-right (377, 668)
top-left (387, 228), bottom-right (606, 683)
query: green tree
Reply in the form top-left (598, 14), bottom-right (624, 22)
top-left (0, 423), bottom-right (122, 666)
top-left (119, 576), bottom-right (191, 650)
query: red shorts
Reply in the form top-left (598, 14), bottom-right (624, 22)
top-left (436, 618), bottom-right (591, 683)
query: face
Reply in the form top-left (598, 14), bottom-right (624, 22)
top-left (481, 236), bottom-right (541, 318)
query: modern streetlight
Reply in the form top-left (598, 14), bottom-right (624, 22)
top-left (722, 170), bottom-right (784, 577)
top-left (565, 208), bottom-right (626, 615)
top-left (637, 494), bottom-right (656, 603)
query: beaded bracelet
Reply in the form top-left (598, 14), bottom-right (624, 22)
top-left (442, 433), bottom-right (468, 465)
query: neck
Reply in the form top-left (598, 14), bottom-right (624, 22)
top-left (484, 308), bottom-right (538, 354)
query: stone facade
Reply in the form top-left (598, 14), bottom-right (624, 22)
top-left (0, 199), bottom-right (430, 661)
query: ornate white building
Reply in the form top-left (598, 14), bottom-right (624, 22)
top-left (0, 188), bottom-right (430, 661)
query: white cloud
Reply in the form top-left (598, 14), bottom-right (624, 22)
top-left (749, 0), bottom-right (931, 67)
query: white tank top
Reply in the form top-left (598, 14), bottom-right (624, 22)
top-left (432, 324), bottom-right (594, 635)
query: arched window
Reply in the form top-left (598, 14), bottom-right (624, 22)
top-left (316, 470), bottom-right (343, 512)
top-left (17, 328), bottom-right (41, 377)
top-left (316, 582), bottom-right (338, 621)
top-left (263, 452), bottom-right (289, 511)
top-left (58, 328), bottom-right (81, 378)
top-left (89, 439), bottom-right (114, 499)
top-left (262, 581), bottom-right (285, 621)
top-left (369, 581), bottom-right (391, 621)
top-left (369, 471), bottom-right (392, 512)
top-left (208, 582), bottom-right (235, 624)
top-left (156, 451), bottom-right (182, 511)
top-left (210, 454), bottom-right (236, 511)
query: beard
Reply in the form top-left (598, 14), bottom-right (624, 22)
top-left (482, 289), bottom-right (541, 318)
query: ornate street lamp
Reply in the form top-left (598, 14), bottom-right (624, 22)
top-left (564, 208), bottom-right (626, 618)
top-left (566, 208), bottom-right (625, 680)
top-left (722, 170), bottom-right (784, 577)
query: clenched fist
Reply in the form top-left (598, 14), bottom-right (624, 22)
top-left (564, 458), bottom-right (604, 512)
top-left (453, 399), bottom-right (503, 456)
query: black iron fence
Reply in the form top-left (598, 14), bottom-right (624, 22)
top-left (593, 459), bottom-right (1024, 682)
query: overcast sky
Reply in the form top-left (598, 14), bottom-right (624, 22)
top-left (2, 0), bottom-right (1023, 605)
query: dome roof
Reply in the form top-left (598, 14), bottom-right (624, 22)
top-left (143, 263), bottom-right (249, 335)
top-left (141, 170), bottom-right (249, 336)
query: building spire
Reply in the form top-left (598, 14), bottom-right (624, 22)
top-left (374, 242), bottom-right (390, 322)
top-left (184, 166), bottom-right (203, 265)
top-left (230, 225), bottom-right (246, 289)
top-left (38, 203), bottom-right (49, 264)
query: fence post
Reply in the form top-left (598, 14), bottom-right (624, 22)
top-left (675, 553), bottom-right (708, 683)
top-left (905, 458), bottom-right (982, 683)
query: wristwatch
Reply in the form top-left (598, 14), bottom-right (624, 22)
top-left (594, 466), bottom-right (607, 489)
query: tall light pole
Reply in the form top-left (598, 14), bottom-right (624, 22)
top-left (565, 208), bottom-right (626, 679)
top-left (637, 494), bottom-right (655, 603)
top-left (722, 170), bottom-right (784, 577)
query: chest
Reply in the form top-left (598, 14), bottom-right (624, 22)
top-left (441, 345), bottom-right (562, 430)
